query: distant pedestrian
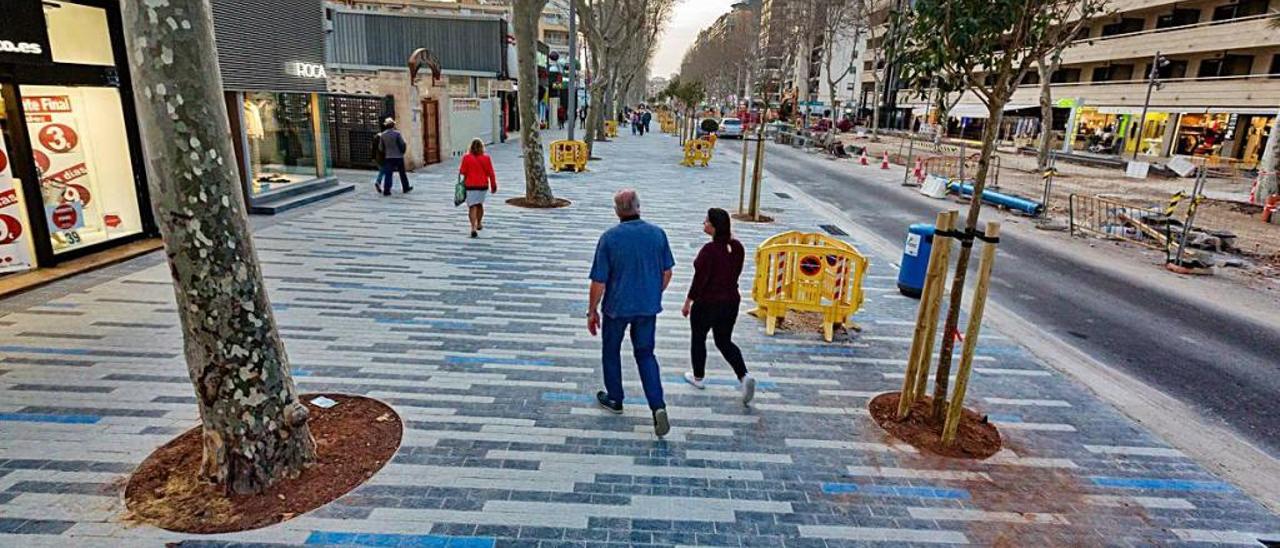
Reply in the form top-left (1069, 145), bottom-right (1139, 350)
top-left (458, 138), bottom-right (497, 238)
top-left (377, 118), bottom-right (412, 196)
top-left (681, 208), bottom-right (755, 404)
top-left (588, 189), bottom-right (675, 437)
top-left (557, 105), bottom-right (567, 129)
top-left (641, 109), bottom-right (653, 135)
top-left (631, 111), bottom-right (641, 135)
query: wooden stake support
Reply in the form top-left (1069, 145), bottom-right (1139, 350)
top-left (942, 221), bottom-right (1001, 445)
top-left (898, 210), bottom-right (958, 419)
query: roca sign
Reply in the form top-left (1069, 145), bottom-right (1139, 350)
top-left (289, 62), bottom-right (328, 79)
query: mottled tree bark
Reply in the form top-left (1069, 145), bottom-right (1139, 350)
top-left (121, 0), bottom-right (315, 495)
top-left (514, 0), bottom-right (555, 204)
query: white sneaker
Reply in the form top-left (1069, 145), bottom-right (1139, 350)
top-left (741, 374), bottom-right (757, 405)
top-left (683, 372), bottom-right (705, 389)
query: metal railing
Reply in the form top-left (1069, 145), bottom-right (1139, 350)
top-left (1068, 193), bottom-right (1171, 250)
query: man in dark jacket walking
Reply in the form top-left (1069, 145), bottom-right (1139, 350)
top-left (377, 118), bottom-right (413, 196)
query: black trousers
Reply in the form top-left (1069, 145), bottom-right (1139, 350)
top-left (690, 300), bottom-right (748, 380)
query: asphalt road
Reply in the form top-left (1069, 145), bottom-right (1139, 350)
top-left (756, 142), bottom-right (1280, 456)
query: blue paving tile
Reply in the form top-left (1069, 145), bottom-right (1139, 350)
top-left (0, 345), bottom-right (93, 356)
top-left (541, 392), bottom-right (648, 406)
top-left (986, 413), bottom-right (1023, 423)
top-left (304, 530), bottom-right (495, 547)
top-left (0, 413), bottom-right (100, 424)
top-left (1089, 476), bottom-right (1235, 492)
top-left (821, 482), bottom-right (970, 500)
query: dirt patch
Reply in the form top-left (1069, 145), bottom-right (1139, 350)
top-left (731, 212), bottom-right (775, 223)
top-left (768, 310), bottom-right (858, 340)
top-left (506, 197), bottom-right (572, 209)
top-left (869, 392), bottom-right (1001, 459)
top-left (124, 394), bottom-right (401, 534)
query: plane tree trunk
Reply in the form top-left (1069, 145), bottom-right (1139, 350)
top-left (122, 0), bottom-right (316, 495)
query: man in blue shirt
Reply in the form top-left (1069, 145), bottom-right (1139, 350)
top-left (588, 189), bottom-right (676, 437)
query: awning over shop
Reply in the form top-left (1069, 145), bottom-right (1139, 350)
top-left (945, 103), bottom-right (1038, 119)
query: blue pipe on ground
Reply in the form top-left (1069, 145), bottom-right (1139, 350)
top-left (948, 182), bottom-right (1045, 216)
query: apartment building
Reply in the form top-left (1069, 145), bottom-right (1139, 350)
top-left (757, 0), bottom-right (792, 103)
top-left (865, 0), bottom-right (1279, 166)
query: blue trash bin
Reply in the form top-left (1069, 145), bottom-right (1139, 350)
top-left (897, 224), bottom-right (935, 298)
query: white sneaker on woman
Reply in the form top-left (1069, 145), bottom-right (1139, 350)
top-left (683, 372), bottom-right (705, 389)
top-left (741, 374), bottom-right (757, 405)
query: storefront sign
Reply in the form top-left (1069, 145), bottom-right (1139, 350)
top-left (0, 138), bottom-right (35, 274)
top-left (0, 0), bottom-right (53, 65)
top-left (287, 62), bottom-right (328, 79)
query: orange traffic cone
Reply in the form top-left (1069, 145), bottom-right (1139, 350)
top-left (859, 150), bottom-right (869, 166)
top-left (880, 152), bottom-right (891, 170)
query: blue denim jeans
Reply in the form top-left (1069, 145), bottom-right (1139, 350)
top-left (601, 315), bottom-right (665, 410)
top-left (379, 158), bottom-right (409, 193)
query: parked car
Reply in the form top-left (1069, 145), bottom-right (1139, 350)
top-left (718, 118), bottom-right (745, 139)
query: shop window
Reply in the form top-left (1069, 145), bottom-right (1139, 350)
top-left (1050, 68), bottom-right (1082, 84)
top-left (243, 92), bottom-right (330, 196)
top-left (20, 86), bottom-right (145, 254)
top-left (1197, 54), bottom-right (1254, 77)
top-left (1270, 54), bottom-right (1280, 78)
top-left (42, 1), bottom-right (115, 66)
top-left (1101, 18), bottom-right (1144, 37)
top-left (1156, 8), bottom-right (1201, 29)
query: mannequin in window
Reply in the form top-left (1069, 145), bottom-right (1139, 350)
top-left (244, 99), bottom-right (264, 184)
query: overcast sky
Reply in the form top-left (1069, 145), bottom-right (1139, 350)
top-left (651, 0), bottom-right (739, 78)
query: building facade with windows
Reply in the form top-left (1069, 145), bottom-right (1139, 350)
top-left (865, 0), bottom-right (1280, 166)
top-left (323, 3), bottom-right (509, 170)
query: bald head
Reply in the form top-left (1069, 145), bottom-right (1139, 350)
top-left (614, 189), bottom-right (640, 218)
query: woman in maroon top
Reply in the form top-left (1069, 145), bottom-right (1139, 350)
top-left (682, 208), bottom-right (755, 404)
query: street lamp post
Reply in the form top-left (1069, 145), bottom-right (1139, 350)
top-left (1132, 51), bottom-right (1167, 161)
top-left (567, 1), bottom-right (578, 141)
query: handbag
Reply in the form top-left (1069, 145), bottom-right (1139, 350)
top-left (454, 174), bottom-right (467, 207)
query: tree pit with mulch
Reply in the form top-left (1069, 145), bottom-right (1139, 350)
top-left (507, 197), bottom-right (572, 209)
top-left (124, 393), bottom-right (401, 534)
top-left (869, 392), bottom-right (1001, 459)
top-left (732, 212), bottom-right (775, 223)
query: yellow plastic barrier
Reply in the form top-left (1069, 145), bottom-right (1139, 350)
top-left (681, 139), bottom-right (714, 167)
top-left (549, 140), bottom-right (589, 173)
top-left (750, 231), bottom-right (869, 342)
top-left (660, 120), bottom-right (677, 134)
top-left (707, 133), bottom-right (718, 148)
top-left (604, 120), bottom-right (618, 138)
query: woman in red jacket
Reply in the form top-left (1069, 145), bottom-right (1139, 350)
top-left (682, 207), bottom-right (755, 404)
top-left (458, 138), bottom-right (498, 238)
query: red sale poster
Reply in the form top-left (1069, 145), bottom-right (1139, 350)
top-left (25, 95), bottom-right (100, 251)
top-left (0, 137), bottom-right (35, 274)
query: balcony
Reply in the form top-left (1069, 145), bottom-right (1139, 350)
top-left (1060, 13), bottom-right (1280, 65)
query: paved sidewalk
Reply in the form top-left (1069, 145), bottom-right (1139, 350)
top-left (0, 131), bottom-right (1276, 547)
